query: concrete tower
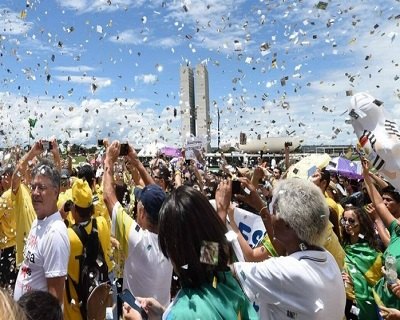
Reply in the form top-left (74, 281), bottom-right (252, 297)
top-left (195, 64), bottom-right (211, 152)
top-left (180, 66), bottom-right (196, 140)
top-left (179, 64), bottom-right (211, 151)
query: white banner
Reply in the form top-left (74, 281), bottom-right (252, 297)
top-left (233, 207), bottom-right (266, 248)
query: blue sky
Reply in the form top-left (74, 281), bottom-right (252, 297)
top-left (0, 0), bottom-right (399, 149)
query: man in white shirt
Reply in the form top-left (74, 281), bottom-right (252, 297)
top-left (103, 141), bottom-right (172, 306)
top-left (13, 141), bottom-right (70, 303)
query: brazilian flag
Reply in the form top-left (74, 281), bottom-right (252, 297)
top-left (344, 242), bottom-right (383, 320)
top-left (28, 118), bottom-right (37, 128)
top-left (28, 118), bottom-right (37, 139)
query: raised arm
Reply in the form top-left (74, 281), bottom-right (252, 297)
top-left (251, 167), bottom-right (264, 188)
top-left (191, 162), bottom-right (205, 192)
top-left (227, 205), bottom-right (271, 262)
top-left (174, 159), bottom-right (183, 188)
top-left (215, 179), bottom-right (275, 261)
top-left (126, 160), bottom-right (144, 187)
top-left (103, 141), bottom-right (120, 215)
top-left (50, 138), bottom-right (62, 172)
top-left (236, 177), bottom-right (285, 256)
top-left (369, 171), bottom-right (389, 190)
top-left (12, 141), bottom-right (43, 194)
top-left (362, 159), bottom-right (395, 228)
top-left (126, 145), bottom-right (155, 186)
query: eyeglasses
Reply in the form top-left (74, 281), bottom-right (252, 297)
top-left (340, 217), bottom-right (358, 226)
top-left (30, 183), bottom-right (50, 193)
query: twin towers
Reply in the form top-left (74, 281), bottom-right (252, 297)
top-left (180, 64), bottom-right (211, 152)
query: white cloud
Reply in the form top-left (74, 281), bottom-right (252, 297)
top-left (54, 75), bottom-right (112, 92)
top-left (134, 74), bottom-right (158, 85)
top-left (57, 0), bottom-right (145, 13)
top-left (0, 92), bottom-right (180, 148)
top-left (109, 29), bottom-right (148, 45)
top-left (56, 0), bottom-right (87, 11)
top-left (0, 8), bottom-right (33, 35)
top-left (151, 36), bottom-right (182, 49)
top-left (53, 65), bottom-right (96, 73)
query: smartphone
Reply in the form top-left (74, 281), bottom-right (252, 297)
top-left (42, 140), bottom-right (52, 151)
top-left (98, 139), bottom-right (104, 147)
top-left (232, 180), bottom-right (241, 195)
top-left (118, 289), bottom-right (148, 320)
top-left (185, 159), bottom-right (191, 166)
top-left (120, 143), bottom-right (129, 156)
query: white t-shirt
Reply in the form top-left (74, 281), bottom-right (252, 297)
top-left (234, 250), bottom-right (346, 320)
top-left (14, 211), bottom-right (70, 300)
top-left (112, 202), bottom-right (173, 306)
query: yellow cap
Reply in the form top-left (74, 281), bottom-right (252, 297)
top-left (72, 179), bottom-right (93, 208)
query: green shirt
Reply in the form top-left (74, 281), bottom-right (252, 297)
top-left (164, 271), bottom-right (258, 320)
top-left (373, 219), bottom-right (400, 309)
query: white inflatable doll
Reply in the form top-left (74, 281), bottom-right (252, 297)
top-left (348, 92), bottom-right (400, 191)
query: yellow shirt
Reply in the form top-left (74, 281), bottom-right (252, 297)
top-left (325, 195), bottom-right (344, 224)
top-left (93, 185), bottom-right (111, 230)
top-left (63, 216), bottom-right (112, 320)
top-left (0, 189), bottom-right (16, 249)
top-left (323, 223), bottom-right (345, 270)
top-left (11, 184), bottom-right (36, 266)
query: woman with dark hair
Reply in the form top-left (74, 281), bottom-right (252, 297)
top-left (340, 205), bottom-right (383, 320)
top-left (122, 185), bottom-right (258, 320)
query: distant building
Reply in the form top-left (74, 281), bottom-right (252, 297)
top-left (180, 64), bottom-right (211, 152)
top-left (180, 66), bottom-right (196, 137)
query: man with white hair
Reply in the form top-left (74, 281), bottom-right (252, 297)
top-left (231, 178), bottom-right (346, 319)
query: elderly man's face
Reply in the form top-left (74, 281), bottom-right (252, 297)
top-left (30, 175), bottom-right (59, 220)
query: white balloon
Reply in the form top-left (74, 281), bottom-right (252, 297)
top-left (348, 92), bottom-right (400, 191)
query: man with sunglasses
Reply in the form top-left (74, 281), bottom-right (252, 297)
top-left (13, 140), bottom-right (70, 304)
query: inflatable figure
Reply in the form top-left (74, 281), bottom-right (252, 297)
top-left (348, 92), bottom-right (400, 191)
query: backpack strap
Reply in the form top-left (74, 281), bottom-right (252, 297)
top-left (66, 219), bottom-right (93, 317)
top-left (72, 222), bottom-right (90, 246)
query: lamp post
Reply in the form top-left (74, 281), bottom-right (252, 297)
top-left (217, 104), bottom-right (220, 151)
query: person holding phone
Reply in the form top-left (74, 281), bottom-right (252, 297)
top-left (104, 141), bottom-right (173, 308)
top-left (120, 184), bottom-right (258, 320)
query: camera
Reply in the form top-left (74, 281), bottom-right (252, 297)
top-left (119, 143), bottom-right (129, 156)
top-left (42, 141), bottom-right (52, 151)
top-left (63, 200), bottom-right (73, 212)
top-left (97, 139), bottom-right (104, 147)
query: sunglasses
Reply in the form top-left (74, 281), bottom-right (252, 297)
top-left (340, 217), bottom-right (358, 226)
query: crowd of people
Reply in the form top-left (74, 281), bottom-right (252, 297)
top-left (0, 138), bottom-right (400, 319)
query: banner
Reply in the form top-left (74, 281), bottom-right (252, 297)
top-left (209, 200), bottom-right (266, 248)
top-left (185, 138), bottom-right (206, 164)
top-left (233, 207), bottom-right (266, 248)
